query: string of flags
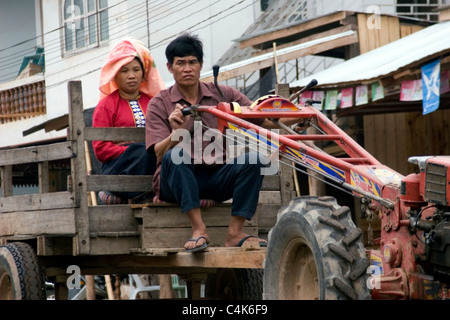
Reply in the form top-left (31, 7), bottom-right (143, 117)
top-left (299, 59), bottom-right (449, 115)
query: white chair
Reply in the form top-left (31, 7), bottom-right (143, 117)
top-left (128, 274), bottom-right (160, 300)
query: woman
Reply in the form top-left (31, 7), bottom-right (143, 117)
top-left (92, 39), bottom-right (166, 204)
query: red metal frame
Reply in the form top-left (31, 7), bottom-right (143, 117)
top-left (196, 100), bottom-right (401, 203)
top-left (191, 97), bottom-right (449, 300)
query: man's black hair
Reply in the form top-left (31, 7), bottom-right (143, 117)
top-left (165, 32), bottom-right (203, 65)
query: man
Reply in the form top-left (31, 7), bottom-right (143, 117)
top-left (146, 33), bottom-right (277, 252)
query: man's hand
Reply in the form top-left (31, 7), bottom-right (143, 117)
top-left (169, 103), bottom-right (191, 131)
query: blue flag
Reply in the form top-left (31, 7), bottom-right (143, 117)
top-left (421, 59), bottom-right (440, 115)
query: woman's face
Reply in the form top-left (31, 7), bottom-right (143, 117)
top-left (115, 58), bottom-right (144, 97)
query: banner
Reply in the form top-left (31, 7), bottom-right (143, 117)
top-left (400, 80), bottom-right (422, 101)
top-left (371, 81), bottom-right (384, 101)
top-left (421, 59), bottom-right (440, 115)
top-left (325, 90), bottom-right (338, 110)
top-left (340, 88), bottom-right (353, 108)
top-left (355, 85), bottom-right (368, 106)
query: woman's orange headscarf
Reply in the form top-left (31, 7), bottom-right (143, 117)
top-left (99, 38), bottom-right (166, 98)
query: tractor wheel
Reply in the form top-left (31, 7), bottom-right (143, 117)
top-left (263, 196), bottom-right (371, 300)
top-left (0, 242), bottom-right (46, 300)
top-left (205, 268), bottom-right (263, 300)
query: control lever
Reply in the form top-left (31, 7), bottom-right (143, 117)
top-left (182, 107), bottom-right (191, 116)
top-left (213, 64), bottom-right (225, 101)
top-left (289, 79), bottom-right (318, 102)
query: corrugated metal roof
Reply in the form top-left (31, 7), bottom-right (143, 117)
top-left (216, 0), bottom-right (315, 67)
top-left (201, 30), bottom-right (355, 81)
top-left (290, 20), bottom-right (450, 89)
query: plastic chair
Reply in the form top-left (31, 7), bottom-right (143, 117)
top-left (128, 274), bottom-right (160, 300)
top-left (171, 275), bottom-right (187, 298)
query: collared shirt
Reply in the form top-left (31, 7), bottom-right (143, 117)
top-left (146, 81), bottom-right (263, 197)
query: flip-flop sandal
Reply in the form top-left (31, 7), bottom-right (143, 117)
top-left (237, 235), bottom-right (268, 247)
top-left (185, 236), bottom-right (209, 253)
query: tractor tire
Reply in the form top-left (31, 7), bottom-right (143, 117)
top-left (263, 196), bottom-right (371, 300)
top-left (205, 268), bottom-right (263, 300)
top-left (0, 242), bottom-right (46, 300)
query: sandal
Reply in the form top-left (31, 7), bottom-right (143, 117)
top-left (185, 236), bottom-right (209, 253)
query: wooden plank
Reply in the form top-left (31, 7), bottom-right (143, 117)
top-left (89, 236), bottom-right (140, 255)
top-left (356, 13), bottom-right (371, 54)
top-left (387, 16), bottom-right (400, 43)
top-left (44, 247), bottom-right (266, 275)
top-left (256, 204), bottom-right (281, 231)
top-left (67, 80), bottom-right (90, 255)
top-left (0, 191), bottom-right (75, 213)
top-left (138, 247), bottom-right (266, 269)
top-left (0, 165), bottom-right (13, 197)
top-left (0, 141), bottom-right (74, 166)
top-left (38, 161), bottom-right (50, 194)
top-left (84, 127), bottom-right (145, 142)
top-left (0, 209), bottom-right (76, 236)
top-left (239, 11), bottom-right (349, 49)
top-left (261, 174), bottom-right (280, 191)
top-left (140, 226), bottom-right (258, 248)
top-left (87, 173), bottom-right (279, 192)
top-left (257, 191), bottom-right (281, 204)
top-left (37, 236), bottom-right (73, 256)
top-left (88, 205), bottom-right (139, 233)
top-left (86, 174), bottom-right (153, 192)
top-left (138, 204), bottom-right (257, 229)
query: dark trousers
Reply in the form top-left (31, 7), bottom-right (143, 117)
top-left (159, 147), bottom-right (268, 220)
top-left (101, 142), bottom-right (156, 198)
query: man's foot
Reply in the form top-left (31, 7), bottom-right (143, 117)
top-left (184, 236), bottom-right (209, 253)
top-left (225, 234), bottom-right (267, 247)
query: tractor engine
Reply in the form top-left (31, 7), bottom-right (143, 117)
top-left (405, 156), bottom-right (450, 282)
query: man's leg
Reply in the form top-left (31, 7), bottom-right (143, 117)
top-left (160, 148), bottom-right (209, 250)
top-left (184, 208), bottom-right (209, 250)
top-left (201, 152), bottom-right (269, 247)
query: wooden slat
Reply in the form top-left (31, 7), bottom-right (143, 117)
top-left (0, 141), bottom-right (74, 166)
top-left (88, 205), bottom-right (139, 233)
top-left (0, 165), bottom-right (13, 197)
top-left (89, 237), bottom-right (140, 255)
top-left (87, 173), bottom-right (280, 192)
top-left (140, 226), bottom-right (258, 248)
top-left (0, 209), bottom-right (76, 236)
top-left (84, 127), bottom-right (145, 141)
top-left (0, 191), bottom-right (75, 213)
top-left (86, 174), bottom-right (153, 192)
top-left (68, 80), bottom-right (90, 255)
top-left (137, 204), bottom-right (257, 229)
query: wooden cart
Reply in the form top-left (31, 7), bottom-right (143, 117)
top-left (0, 81), bottom-right (295, 300)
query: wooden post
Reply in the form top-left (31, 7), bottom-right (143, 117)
top-left (159, 274), bottom-right (175, 299)
top-left (85, 275), bottom-right (96, 300)
top-left (67, 81), bottom-right (90, 255)
top-left (275, 83), bottom-right (297, 204)
top-left (0, 165), bottom-right (13, 197)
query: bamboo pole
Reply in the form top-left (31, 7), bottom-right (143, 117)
top-left (84, 141), bottom-right (117, 300)
top-left (272, 46), bottom-right (301, 197)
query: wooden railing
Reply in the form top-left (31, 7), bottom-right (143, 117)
top-left (0, 80), bottom-right (46, 123)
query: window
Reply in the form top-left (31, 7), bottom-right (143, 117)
top-left (63, 0), bottom-right (109, 53)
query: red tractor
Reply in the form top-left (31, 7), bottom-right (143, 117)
top-left (185, 77), bottom-right (449, 300)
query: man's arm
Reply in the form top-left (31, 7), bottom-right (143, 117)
top-left (152, 103), bottom-right (192, 162)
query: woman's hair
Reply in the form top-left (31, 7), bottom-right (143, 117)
top-left (165, 32), bottom-right (203, 65)
top-left (134, 56), bottom-right (145, 74)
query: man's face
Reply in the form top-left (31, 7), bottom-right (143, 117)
top-left (168, 56), bottom-right (203, 87)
